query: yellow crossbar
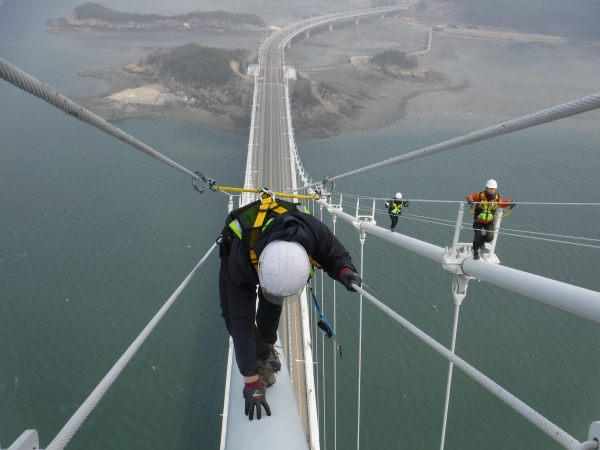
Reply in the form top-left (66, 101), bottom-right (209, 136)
top-left (213, 186), bottom-right (318, 200)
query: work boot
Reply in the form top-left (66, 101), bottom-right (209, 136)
top-left (266, 344), bottom-right (282, 372)
top-left (257, 359), bottom-right (276, 387)
top-left (473, 250), bottom-right (480, 260)
top-left (391, 227), bottom-right (395, 233)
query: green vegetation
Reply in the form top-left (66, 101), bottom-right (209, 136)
top-left (73, 3), bottom-right (266, 27)
top-left (371, 50), bottom-right (418, 70)
top-left (291, 78), bottom-right (320, 109)
top-left (146, 44), bottom-right (246, 86)
top-left (441, 0), bottom-right (600, 40)
top-left (318, 82), bottom-right (338, 96)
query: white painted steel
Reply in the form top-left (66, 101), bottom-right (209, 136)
top-left (7, 430), bottom-right (39, 450)
top-left (462, 260), bottom-right (600, 325)
top-left (300, 289), bottom-right (321, 450)
top-left (224, 339), bottom-right (308, 450)
top-left (318, 198), bottom-right (600, 325)
top-left (244, 74), bottom-right (260, 206)
top-left (219, 338), bottom-right (234, 450)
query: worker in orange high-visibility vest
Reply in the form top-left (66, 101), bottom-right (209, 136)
top-left (466, 179), bottom-right (515, 260)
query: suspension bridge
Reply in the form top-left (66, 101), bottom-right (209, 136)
top-left (2, 2), bottom-right (600, 450)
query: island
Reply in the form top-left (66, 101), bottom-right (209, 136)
top-left (46, 3), bottom-right (266, 34)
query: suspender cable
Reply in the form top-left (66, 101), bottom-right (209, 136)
top-left (0, 57), bottom-right (210, 185)
top-left (439, 304), bottom-right (461, 450)
top-left (357, 230), bottom-right (366, 450)
top-left (351, 284), bottom-right (582, 450)
top-left (320, 204), bottom-right (327, 450)
top-left (45, 244), bottom-right (217, 450)
top-left (295, 91), bottom-right (600, 191)
top-left (312, 198), bottom-right (320, 424)
top-left (333, 215), bottom-right (338, 450)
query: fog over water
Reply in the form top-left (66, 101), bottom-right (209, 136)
top-left (1, 1), bottom-right (599, 450)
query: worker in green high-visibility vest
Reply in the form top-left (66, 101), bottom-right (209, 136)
top-left (385, 192), bottom-right (409, 232)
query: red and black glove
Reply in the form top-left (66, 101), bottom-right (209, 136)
top-left (243, 380), bottom-right (271, 420)
top-left (339, 268), bottom-right (362, 292)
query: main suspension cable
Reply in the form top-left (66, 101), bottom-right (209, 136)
top-left (294, 91), bottom-right (600, 191)
top-left (0, 57), bottom-right (204, 183)
top-left (45, 244), bottom-right (217, 450)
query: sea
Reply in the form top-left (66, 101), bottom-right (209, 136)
top-left (1, 1), bottom-right (600, 449)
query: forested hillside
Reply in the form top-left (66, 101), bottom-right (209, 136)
top-left (73, 3), bottom-right (265, 27)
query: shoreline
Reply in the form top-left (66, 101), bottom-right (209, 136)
top-left (72, 18), bottom-right (599, 139)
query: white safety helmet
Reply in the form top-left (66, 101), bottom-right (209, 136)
top-left (485, 179), bottom-right (498, 189)
top-left (395, 192), bottom-right (402, 199)
top-left (258, 240), bottom-right (311, 305)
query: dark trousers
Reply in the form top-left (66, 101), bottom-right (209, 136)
top-left (389, 214), bottom-right (399, 229)
top-left (219, 254), bottom-right (282, 370)
top-left (473, 220), bottom-right (495, 252)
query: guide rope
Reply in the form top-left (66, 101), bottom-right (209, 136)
top-left (334, 192), bottom-right (600, 206)
top-left (334, 198), bottom-right (600, 248)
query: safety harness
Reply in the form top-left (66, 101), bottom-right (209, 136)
top-left (467, 191), bottom-right (500, 223)
top-left (226, 193), bottom-right (318, 273)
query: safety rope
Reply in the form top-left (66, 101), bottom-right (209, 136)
top-left (479, 226), bottom-right (600, 243)
top-left (0, 57), bottom-right (207, 185)
top-left (336, 197), bottom-right (600, 247)
top-left (492, 231), bottom-right (600, 250)
top-left (295, 91), bottom-right (600, 191)
top-left (45, 244), bottom-right (217, 450)
top-left (352, 284), bottom-right (583, 450)
top-left (334, 192), bottom-right (600, 206)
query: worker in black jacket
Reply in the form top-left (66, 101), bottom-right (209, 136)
top-left (218, 194), bottom-right (361, 420)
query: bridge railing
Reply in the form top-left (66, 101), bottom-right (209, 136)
top-left (300, 195), bottom-right (600, 450)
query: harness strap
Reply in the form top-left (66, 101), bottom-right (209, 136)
top-left (249, 195), bottom-right (288, 270)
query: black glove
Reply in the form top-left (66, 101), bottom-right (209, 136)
top-left (510, 201), bottom-right (516, 208)
top-left (468, 201), bottom-right (475, 210)
top-left (339, 269), bottom-right (362, 292)
top-left (244, 382), bottom-right (271, 420)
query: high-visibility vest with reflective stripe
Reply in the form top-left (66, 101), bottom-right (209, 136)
top-left (390, 200), bottom-right (403, 215)
top-left (476, 191), bottom-right (500, 223)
